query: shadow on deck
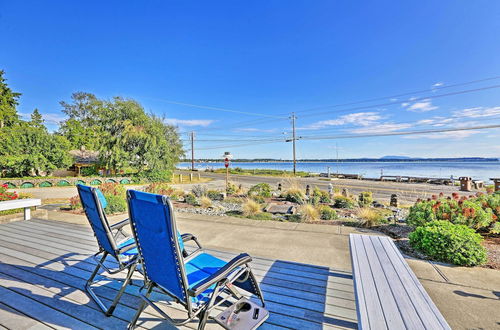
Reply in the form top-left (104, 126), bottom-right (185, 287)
top-left (0, 219), bottom-right (358, 329)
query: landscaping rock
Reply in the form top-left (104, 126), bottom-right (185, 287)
top-left (265, 203), bottom-right (296, 214)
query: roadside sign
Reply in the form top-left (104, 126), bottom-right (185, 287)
top-left (224, 157), bottom-right (229, 168)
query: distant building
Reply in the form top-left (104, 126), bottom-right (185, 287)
top-left (69, 148), bottom-right (99, 176)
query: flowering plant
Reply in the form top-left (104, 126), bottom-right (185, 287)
top-left (0, 184), bottom-right (18, 202)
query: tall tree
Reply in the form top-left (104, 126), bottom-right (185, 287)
top-left (58, 92), bottom-right (102, 149)
top-left (30, 108), bottom-right (44, 128)
top-left (0, 70), bottom-right (21, 128)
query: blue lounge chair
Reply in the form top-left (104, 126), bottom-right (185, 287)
top-left (77, 184), bottom-right (139, 316)
top-left (126, 190), bottom-right (266, 329)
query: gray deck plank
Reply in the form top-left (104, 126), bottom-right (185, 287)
top-left (379, 237), bottom-right (450, 329)
top-left (350, 235), bottom-right (387, 329)
top-left (0, 285), bottom-right (95, 329)
top-left (369, 236), bottom-right (425, 329)
top-left (350, 234), bottom-right (450, 330)
top-left (0, 301), bottom-right (52, 330)
top-left (0, 219), bottom-right (356, 329)
top-left (360, 235), bottom-right (408, 329)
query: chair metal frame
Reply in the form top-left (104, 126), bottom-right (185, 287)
top-left (77, 185), bottom-right (139, 317)
top-left (126, 191), bottom-right (265, 330)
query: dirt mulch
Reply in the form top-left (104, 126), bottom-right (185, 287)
top-left (483, 236), bottom-right (500, 269)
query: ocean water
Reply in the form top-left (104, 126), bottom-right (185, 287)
top-left (178, 161), bottom-right (500, 182)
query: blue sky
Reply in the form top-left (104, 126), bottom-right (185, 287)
top-left (1, 1), bottom-right (500, 159)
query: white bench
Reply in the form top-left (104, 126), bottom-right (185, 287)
top-left (350, 234), bottom-right (450, 330)
top-left (0, 198), bottom-right (41, 220)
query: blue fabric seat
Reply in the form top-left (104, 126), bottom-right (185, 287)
top-left (77, 184), bottom-right (140, 317)
top-left (126, 190), bottom-right (266, 329)
top-left (185, 253), bottom-right (236, 304)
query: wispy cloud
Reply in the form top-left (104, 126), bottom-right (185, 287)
top-left (404, 99), bottom-right (438, 112)
top-left (234, 127), bottom-right (276, 133)
top-left (403, 130), bottom-right (480, 140)
top-left (303, 112), bottom-right (382, 130)
top-left (432, 82), bottom-right (444, 88)
top-left (350, 123), bottom-right (413, 134)
top-left (452, 106), bottom-right (500, 119)
top-left (19, 112), bottom-right (65, 125)
top-left (164, 118), bottom-right (215, 127)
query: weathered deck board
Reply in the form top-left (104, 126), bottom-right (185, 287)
top-left (0, 219), bottom-right (357, 329)
top-left (349, 234), bottom-right (450, 330)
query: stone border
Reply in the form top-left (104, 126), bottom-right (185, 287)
top-left (1, 177), bottom-right (133, 189)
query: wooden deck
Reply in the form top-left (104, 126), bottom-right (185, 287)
top-left (350, 234), bottom-right (449, 330)
top-left (0, 219), bottom-right (358, 329)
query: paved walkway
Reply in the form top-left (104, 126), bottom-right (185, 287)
top-left (45, 210), bottom-right (500, 329)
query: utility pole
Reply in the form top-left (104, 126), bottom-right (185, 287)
top-left (291, 113), bottom-right (297, 175)
top-left (190, 131), bottom-right (195, 171)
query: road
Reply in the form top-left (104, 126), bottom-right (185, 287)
top-left (178, 170), bottom-right (473, 205)
top-left (11, 173), bottom-right (473, 205)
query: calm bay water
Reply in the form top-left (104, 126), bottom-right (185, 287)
top-left (178, 161), bottom-right (500, 182)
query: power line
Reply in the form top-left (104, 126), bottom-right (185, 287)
top-left (141, 97), bottom-right (286, 119)
top-left (299, 124), bottom-right (500, 140)
top-left (292, 75), bottom-right (500, 115)
top-left (298, 84), bottom-right (500, 119)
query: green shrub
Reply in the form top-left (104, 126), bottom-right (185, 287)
top-left (104, 194), bottom-right (127, 214)
top-left (136, 169), bottom-right (172, 182)
top-left (358, 191), bottom-right (373, 207)
top-left (250, 195), bottom-right (265, 203)
top-left (333, 196), bottom-right (356, 209)
top-left (144, 182), bottom-right (174, 195)
top-left (409, 221), bottom-right (487, 266)
top-left (406, 193), bottom-right (498, 232)
top-left (247, 212), bottom-right (274, 220)
top-left (312, 187), bottom-right (331, 204)
top-left (318, 205), bottom-right (338, 220)
top-left (287, 214), bottom-right (303, 222)
top-left (184, 193), bottom-right (197, 206)
top-left (80, 166), bottom-right (99, 176)
top-left (191, 184), bottom-right (207, 197)
top-left (226, 182), bottom-right (239, 195)
top-left (206, 190), bottom-right (224, 201)
top-left (69, 195), bottom-right (82, 210)
top-left (284, 189), bottom-right (305, 204)
top-left (490, 222), bottom-right (500, 234)
top-left (248, 183), bottom-right (272, 198)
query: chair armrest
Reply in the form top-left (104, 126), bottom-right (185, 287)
top-left (118, 242), bottom-right (136, 255)
top-left (110, 218), bottom-right (129, 230)
top-left (181, 233), bottom-right (196, 242)
top-left (188, 253), bottom-right (252, 297)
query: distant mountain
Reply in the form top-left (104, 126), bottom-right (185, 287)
top-left (380, 155), bottom-right (414, 160)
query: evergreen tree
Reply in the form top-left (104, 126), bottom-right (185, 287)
top-left (30, 108), bottom-right (44, 128)
top-left (0, 70), bottom-right (21, 128)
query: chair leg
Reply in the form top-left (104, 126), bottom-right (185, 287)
top-left (86, 252), bottom-right (110, 314)
top-left (128, 282), bottom-right (154, 329)
top-left (197, 282), bottom-right (223, 330)
top-left (106, 262), bottom-right (137, 316)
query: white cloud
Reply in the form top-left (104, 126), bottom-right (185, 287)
top-left (350, 123), bottom-right (413, 134)
top-left (401, 102), bottom-right (409, 107)
top-left (19, 112), bottom-right (65, 125)
top-left (163, 118), bottom-right (215, 127)
top-left (390, 98), bottom-right (398, 102)
top-left (432, 82), bottom-right (444, 88)
top-left (403, 130), bottom-right (480, 140)
top-left (452, 106), bottom-right (500, 119)
top-left (234, 128), bottom-right (276, 133)
top-left (405, 99), bottom-right (438, 112)
top-left (304, 112), bottom-right (382, 129)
